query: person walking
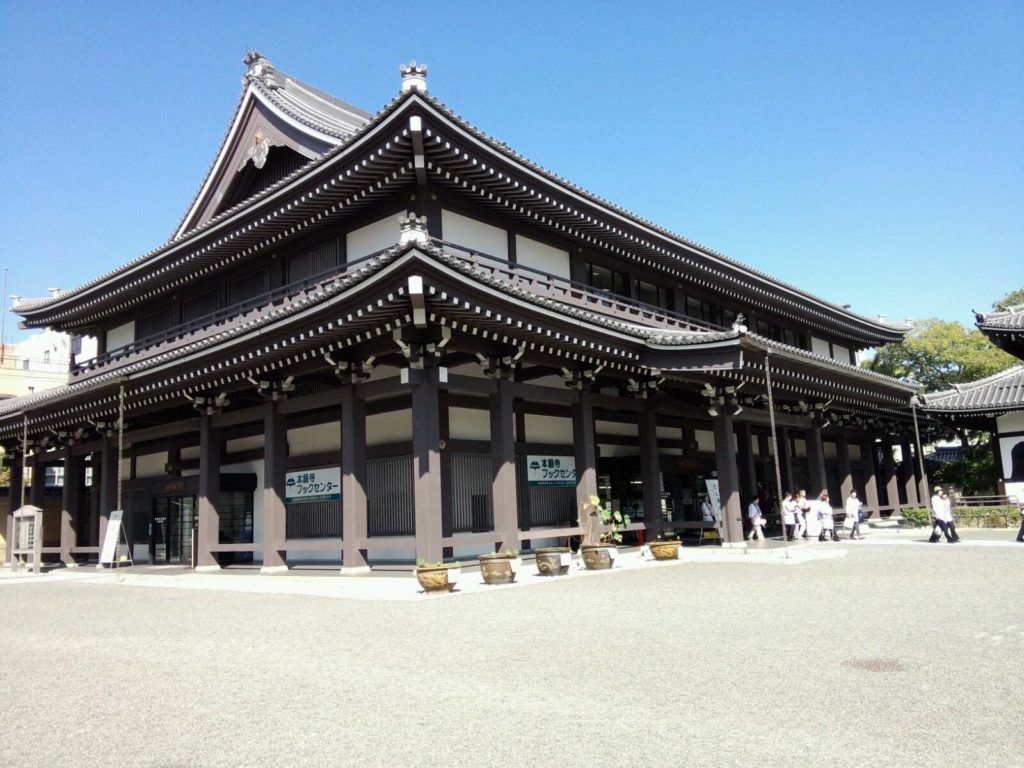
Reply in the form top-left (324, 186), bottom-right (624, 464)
top-left (845, 490), bottom-right (863, 540)
top-left (746, 495), bottom-right (765, 541)
top-left (929, 486), bottom-right (955, 543)
top-left (795, 490), bottom-right (809, 539)
top-left (781, 492), bottom-right (797, 541)
top-left (1016, 492), bottom-right (1024, 543)
top-left (817, 491), bottom-right (837, 541)
top-left (942, 490), bottom-right (960, 542)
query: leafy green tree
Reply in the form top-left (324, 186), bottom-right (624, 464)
top-left (865, 318), bottom-right (1015, 390)
top-left (992, 287), bottom-right (1024, 311)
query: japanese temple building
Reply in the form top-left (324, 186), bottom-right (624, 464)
top-left (920, 305), bottom-right (1024, 500)
top-left (2, 54), bottom-right (927, 571)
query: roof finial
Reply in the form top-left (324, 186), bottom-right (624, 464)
top-left (399, 214), bottom-right (429, 246)
top-left (400, 61), bottom-right (428, 94)
top-left (243, 50), bottom-right (279, 89)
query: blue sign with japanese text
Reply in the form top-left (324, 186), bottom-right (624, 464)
top-left (526, 455), bottom-right (576, 487)
top-left (285, 467), bottom-right (342, 503)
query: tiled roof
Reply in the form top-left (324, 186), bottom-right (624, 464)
top-left (976, 304), bottom-right (1024, 331)
top-left (919, 365), bottom-right (1024, 413)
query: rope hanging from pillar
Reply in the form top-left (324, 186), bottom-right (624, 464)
top-left (116, 383), bottom-right (125, 512)
top-left (911, 400), bottom-right (928, 503)
top-left (20, 414), bottom-right (27, 509)
top-left (763, 352), bottom-right (788, 558)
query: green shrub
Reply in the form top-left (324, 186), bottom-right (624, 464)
top-left (898, 505), bottom-right (1019, 528)
top-left (900, 507), bottom-right (931, 527)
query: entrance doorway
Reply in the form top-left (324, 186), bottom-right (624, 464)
top-left (151, 495), bottom-right (196, 565)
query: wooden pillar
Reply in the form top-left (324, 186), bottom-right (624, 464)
top-left (639, 405), bottom-right (662, 540)
top-left (261, 401), bottom-right (288, 572)
top-left (836, 430), bottom-right (853, 501)
top-left (196, 414), bottom-right (222, 571)
top-left (882, 437), bottom-right (899, 511)
top-left (98, 436), bottom-right (117, 552)
top-left (60, 448), bottom-right (81, 566)
top-left (341, 385), bottom-right (369, 572)
top-left (4, 457), bottom-right (22, 565)
top-left (806, 422), bottom-right (827, 497)
top-left (712, 412), bottom-right (744, 546)
top-left (778, 426), bottom-right (795, 494)
top-left (737, 422), bottom-right (756, 502)
top-left (860, 436), bottom-right (880, 516)
top-left (28, 454), bottom-right (45, 509)
top-left (572, 391), bottom-right (597, 507)
top-left (490, 378), bottom-right (519, 552)
top-left (412, 370), bottom-right (443, 564)
top-left (900, 439), bottom-right (918, 506)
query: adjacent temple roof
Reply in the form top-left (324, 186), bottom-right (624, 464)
top-left (975, 304), bottom-right (1024, 359)
top-left (918, 364), bottom-right (1024, 419)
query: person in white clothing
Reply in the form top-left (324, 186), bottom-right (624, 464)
top-left (941, 491), bottom-right (959, 542)
top-left (700, 495), bottom-right (716, 523)
top-left (746, 496), bottom-right (765, 541)
top-left (1016, 492), bottom-right (1024, 543)
top-left (781, 492), bottom-right (797, 541)
top-left (801, 489), bottom-right (819, 540)
top-left (844, 490), bottom-right (863, 540)
top-left (817, 491), bottom-right (836, 541)
top-left (929, 486), bottom-right (955, 543)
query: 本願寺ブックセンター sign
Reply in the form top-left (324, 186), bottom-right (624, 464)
top-left (285, 467), bottom-right (341, 503)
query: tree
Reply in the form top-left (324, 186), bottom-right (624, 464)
top-left (992, 287), bottom-right (1024, 311)
top-left (865, 318), bottom-right (1016, 391)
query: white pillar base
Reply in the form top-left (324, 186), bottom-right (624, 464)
top-left (259, 564), bottom-right (290, 575)
top-left (339, 565), bottom-right (372, 577)
top-left (719, 541), bottom-right (749, 550)
top-left (194, 564), bottom-right (222, 573)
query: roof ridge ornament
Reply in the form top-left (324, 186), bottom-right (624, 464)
top-left (243, 50), bottom-right (280, 89)
top-left (399, 214), bottom-right (429, 246)
top-left (400, 61), bottom-right (428, 93)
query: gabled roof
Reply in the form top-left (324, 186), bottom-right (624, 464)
top-left (15, 56), bottom-right (909, 347)
top-left (975, 304), bottom-right (1024, 359)
top-left (918, 364), bottom-right (1024, 416)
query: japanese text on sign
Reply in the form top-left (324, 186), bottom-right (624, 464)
top-left (285, 467), bottom-right (342, 504)
top-left (526, 455), bottom-right (576, 487)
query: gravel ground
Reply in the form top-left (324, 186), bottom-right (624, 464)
top-left (1, 531), bottom-right (1021, 767)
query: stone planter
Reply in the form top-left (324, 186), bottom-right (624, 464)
top-left (534, 546), bottom-right (571, 576)
top-left (648, 540), bottom-right (681, 560)
top-left (580, 544), bottom-right (617, 570)
top-left (479, 552), bottom-right (521, 585)
top-left (415, 563), bottom-right (461, 593)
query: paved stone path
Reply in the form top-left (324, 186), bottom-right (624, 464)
top-left (1, 528), bottom-right (1021, 767)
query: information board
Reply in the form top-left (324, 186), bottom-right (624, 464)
top-left (285, 467), bottom-right (342, 504)
top-left (526, 456), bottom-right (576, 487)
top-left (99, 509), bottom-right (124, 565)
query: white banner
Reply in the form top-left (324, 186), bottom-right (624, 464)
top-left (704, 479), bottom-right (722, 522)
top-left (527, 455), bottom-right (576, 487)
top-left (99, 509), bottom-right (124, 565)
top-left (285, 467), bottom-right (342, 504)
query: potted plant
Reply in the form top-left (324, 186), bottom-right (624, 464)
top-left (579, 495), bottom-right (630, 570)
top-left (415, 559), bottom-right (461, 593)
top-left (648, 536), bottom-right (682, 561)
top-left (479, 550), bottom-right (521, 585)
top-left (534, 546), bottom-right (572, 577)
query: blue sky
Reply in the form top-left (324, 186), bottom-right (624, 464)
top-left (0, 0), bottom-right (1020, 343)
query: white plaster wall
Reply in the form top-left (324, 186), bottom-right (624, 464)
top-left (288, 422), bottom-right (340, 456)
top-left (823, 442), bottom-right (838, 460)
top-left (515, 234), bottom-right (571, 280)
top-left (656, 426), bottom-right (680, 441)
top-left (448, 407), bottom-right (490, 441)
top-left (997, 412), bottom-right (1024, 433)
top-left (367, 409), bottom-right (412, 446)
top-left (849, 444), bottom-right (861, 460)
top-left (525, 414), bottom-right (572, 444)
top-left (446, 362), bottom-right (488, 379)
top-left (181, 446), bottom-right (200, 461)
top-left (367, 365), bottom-right (402, 382)
top-left (441, 209), bottom-right (508, 259)
top-left (810, 336), bottom-right (831, 358)
top-left (106, 321), bottom-right (135, 352)
top-left (996, 409), bottom-right (1024, 482)
top-left (596, 420), bottom-right (638, 437)
top-left (793, 439), bottom-right (807, 458)
top-left (696, 430), bottom-right (715, 453)
top-left (525, 375), bottom-right (567, 389)
top-left (135, 452), bottom-right (167, 478)
top-left (346, 213), bottom-right (405, 261)
top-left (833, 344), bottom-right (851, 364)
top-left (600, 443), bottom-right (639, 458)
top-left (226, 435), bottom-right (264, 453)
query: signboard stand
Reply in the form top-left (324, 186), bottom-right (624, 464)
top-left (98, 510), bottom-right (133, 569)
top-left (10, 505), bottom-right (43, 574)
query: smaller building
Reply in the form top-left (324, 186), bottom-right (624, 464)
top-left (919, 304), bottom-right (1024, 500)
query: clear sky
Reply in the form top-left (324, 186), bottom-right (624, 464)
top-left (0, 0), bottom-right (1020, 343)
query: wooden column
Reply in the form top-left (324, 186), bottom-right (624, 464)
top-left (712, 412), bottom-right (744, 546)
top-left (261, 401), bottom-right (288, 572)
top-left (98, 436), bottom-right (117, 552)
top-left (572, 391), bottom-right (598, 507)
top-left (341, 385), bottom-right (369, 572)
top-left (737, 422), bottom-right (756, 502)
top-left (778, 426), bottom-right (795, 494)
top-left (900, 439), bottom-right (918, 506)
top-left (196, 414), bottom-right (222, 571)
top-left (4, 457), bottom-right (22, 565)
top-left (639, 405), bottom-right (662, 540)
top-left (806, 422), bottom-right (827, 497)
top-left (861, 436), bottom-right (880, 516)
top-left (60, 448), bottom-right (81, 566)
top-left (28, 454), bottom-right (45, 509)
top-left (836, 430), bottom-right (853, 501)
top-left (490, 378), bottom-right (519, 552)
top-left (882, 437), bottom-right (899, 511)
top-left (412, 370), bottom-right (443, 564)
